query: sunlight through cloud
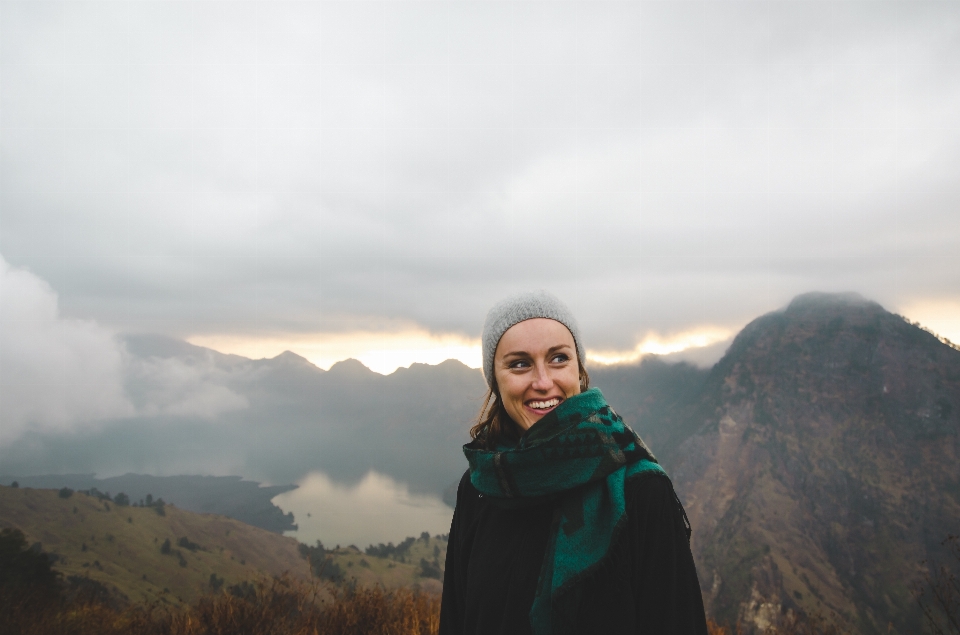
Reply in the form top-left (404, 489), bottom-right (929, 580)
top-left (188, 330), bottom-right (482, 375)
top-left (586, 327), bottom-right (736, 366)
top-left (897, 299), bottom-right (960, 346)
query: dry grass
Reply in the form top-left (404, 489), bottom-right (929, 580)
top-left (1, 575), bottom-right (440, 635)
top-left (706, 614), bottom-right (849, 635)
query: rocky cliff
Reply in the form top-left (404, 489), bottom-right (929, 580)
top-left (666, 292), bottom-right (960, 633)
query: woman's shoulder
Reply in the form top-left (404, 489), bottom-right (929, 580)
top-left (624, 470), bottom-right (691, 540)
top-left (624, 469), bottom-right (675, 499)
top-left (454, 469), bottom-right (482, 511)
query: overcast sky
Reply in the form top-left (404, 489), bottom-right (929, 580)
top-left (2, 0), bottom-right (959, 384)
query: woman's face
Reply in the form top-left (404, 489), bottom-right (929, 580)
top-left (493, 318), bottom-right (581, 430)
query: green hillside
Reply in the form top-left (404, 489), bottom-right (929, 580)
top-left (0, 484), bottom-right (311, 605)
top-left (319, 535), bottom-right (447, 596)
top-left (0, 484), bottom-right (449, 606)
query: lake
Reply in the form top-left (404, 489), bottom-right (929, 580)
top-left (272, 470), bottom-right (454, 549)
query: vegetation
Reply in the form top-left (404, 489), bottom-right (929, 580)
top-left (0, 484), bottom-right (311, 605)
top-left (1, 572), bottom-right (440, 635)
top-left (915, 534), bottom-right (960, 635)
top-left (706, 610), bottom-right (850, 634)
top-left (1, 527), bottom-right (440, 634)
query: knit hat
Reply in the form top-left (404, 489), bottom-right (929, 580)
top-left (481, 290), bottom-right (584, 388)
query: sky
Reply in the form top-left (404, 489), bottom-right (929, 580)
top-left (2, 1), bottom-right (959, 404)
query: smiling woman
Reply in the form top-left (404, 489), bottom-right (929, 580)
top-left (440, 291), bottom-right (708, 635)
top-left (493, 318), bottom-right (582, 431)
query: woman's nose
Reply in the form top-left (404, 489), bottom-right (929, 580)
top-left (531, 364), bottom-right (552, 390)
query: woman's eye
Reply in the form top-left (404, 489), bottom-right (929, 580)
top-left (551, 354), bottom-right (569, 363)
top-left (509, 359), bottom-right (530, 369)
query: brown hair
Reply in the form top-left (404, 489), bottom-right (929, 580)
top-left (469, 363), bottom-right (591, 448)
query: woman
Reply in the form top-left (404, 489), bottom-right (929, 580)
top-left (440, 291), bottom-right (708, 635)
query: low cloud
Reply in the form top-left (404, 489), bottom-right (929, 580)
top-left (0, 255), bottom-right (247, 445)
top-left (124, 354), bottom-right (248, 420)
top-left (0, 255), bottom-right (132, 443)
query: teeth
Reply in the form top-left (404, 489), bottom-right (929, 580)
top-left (530, 398), bottom-right (560, 410)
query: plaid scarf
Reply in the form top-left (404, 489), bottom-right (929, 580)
top-left (463, 388), bottom-right (665, 635)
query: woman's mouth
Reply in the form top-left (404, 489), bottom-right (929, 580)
top-left (526, 397), bottom-right (562, 413)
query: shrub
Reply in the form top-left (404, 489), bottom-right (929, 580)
top-left (419, 558), bottom-right (442, 580)
top-left (208, 573), bottom-right (224, 591)
top-left (59, 487), bottom-right (74, 499)
top-left (177, 536), bottom-right (203, 552)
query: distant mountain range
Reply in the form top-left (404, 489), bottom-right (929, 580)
top-left (1, 340), bottom-right (486, 497)
top-left (3, 292), bottom-right (958, 632)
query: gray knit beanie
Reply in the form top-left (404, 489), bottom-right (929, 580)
top-left (481, 290), bottom-right (584, 388)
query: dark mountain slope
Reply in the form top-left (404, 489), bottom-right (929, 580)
top-left (591, 357), bottom-right (710, 466)
top-left (670, 292), bottom-right (960, 633)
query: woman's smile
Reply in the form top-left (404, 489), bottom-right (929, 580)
top-left (525, 397), bottom-right (563, 416)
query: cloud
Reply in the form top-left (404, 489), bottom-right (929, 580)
top-left (0, 255), bottom-right (248, 445)
top-left (0, 1), bottom-right (958, 357)
top-left (124, 354), bottom-right (249, 420)
top-left (0, 255), bottom-right (133, 442)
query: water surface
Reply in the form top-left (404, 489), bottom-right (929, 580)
top-left (273, 471), bottom-right (453, 548)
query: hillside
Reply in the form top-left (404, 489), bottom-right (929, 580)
top-left (0, 473), bottom-right (297, 533)
top-left (0, 484), bottom-right (450, 605)
top-left (0, 484), bottom-right (311, 605)
top-left (319, 535), bottom-right (448, 596)
top-left (667, 293), bottom-right (960, 633)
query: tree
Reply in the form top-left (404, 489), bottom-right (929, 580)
top-left (0, 528), bottom-right (61, 608)
top-left (58, 487), bottom-right (74, 499)
top-left (113, 492), bottom-right (130, 506)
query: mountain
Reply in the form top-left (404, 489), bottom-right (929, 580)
top-left (665, 292), bottom-right (960, 633)
top-left (0, 341), bottom-right (486, 498)
top-left (3, 291), bottom-right (958, 632)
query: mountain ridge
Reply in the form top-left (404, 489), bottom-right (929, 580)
top-left (668, 292), bottom-right (960, 632)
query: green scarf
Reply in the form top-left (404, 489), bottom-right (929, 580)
top-left (463, 388), bottom-right (665, 635)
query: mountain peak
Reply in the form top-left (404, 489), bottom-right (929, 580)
top-left (327, 358), bottom-right (374, 376)
top-left (782, 291), bottom-right (882, 315)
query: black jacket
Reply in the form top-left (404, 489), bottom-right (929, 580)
top-left (440, 470), bottom-right (708, 635)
